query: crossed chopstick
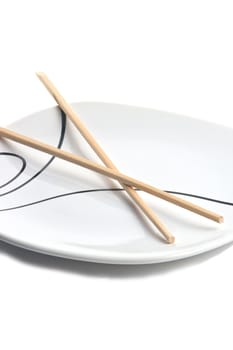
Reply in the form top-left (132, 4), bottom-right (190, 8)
top-left (0, 73), bottom-right (223, 243)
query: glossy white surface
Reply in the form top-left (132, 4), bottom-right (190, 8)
top-left (0, 102), bottom-right (232, 264)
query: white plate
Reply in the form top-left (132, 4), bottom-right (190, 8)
top-left (0, 102), bottom-right (233, 264)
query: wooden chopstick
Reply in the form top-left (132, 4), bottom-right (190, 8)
top-left (0, 125), bottom-right (223, 224)
top-left (36, 72), bottom-right (174, 244)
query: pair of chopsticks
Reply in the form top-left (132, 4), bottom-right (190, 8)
top-left (0, 73), bottom-right (223, 243)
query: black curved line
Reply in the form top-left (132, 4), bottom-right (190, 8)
top-left (0, 152), bottom-right (26, 189)
top-left (0, 188), bottom-right (232, 212)
top-left (166, 190), bottom-right (233, 206)
top-left (0, 109), bottom-right (66, 197)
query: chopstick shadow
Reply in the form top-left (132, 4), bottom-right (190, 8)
top-left (0, 240), bottom-right (231, 279)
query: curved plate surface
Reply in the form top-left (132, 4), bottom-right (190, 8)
top-left (0, 102), bottom-right (233, 264)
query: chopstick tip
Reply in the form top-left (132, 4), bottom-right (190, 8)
top-left (219, 216), bottom-right (224, 224)
top-left (167, 236), bottom-right (175, 244)
top-left (36, 72), bottom-right (45, 79)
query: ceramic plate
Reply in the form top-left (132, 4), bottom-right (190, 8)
top-left (0, 102), bottom-right (233, 264)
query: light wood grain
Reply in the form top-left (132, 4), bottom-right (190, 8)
top-left (36, 72), bottom-right (174, 243)
top-left (0, 125), bottom-right (223, 224)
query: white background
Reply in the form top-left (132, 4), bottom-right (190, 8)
top-left (0, 1), bottom-right (233, 349)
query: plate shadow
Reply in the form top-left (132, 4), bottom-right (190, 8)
top-left (0, 240), bottom-right (232, 279)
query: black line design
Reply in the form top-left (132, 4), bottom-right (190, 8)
top-left (0, 107), bottom-right (232, 213)
top-left (0, 188), bottom-right (232, 212)
top-left (0, 109), bottom-right (66, 197)
top-left (0, 152), bottom-right (26, 189)
top-left (165, 191), bottom-right (233, 207)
